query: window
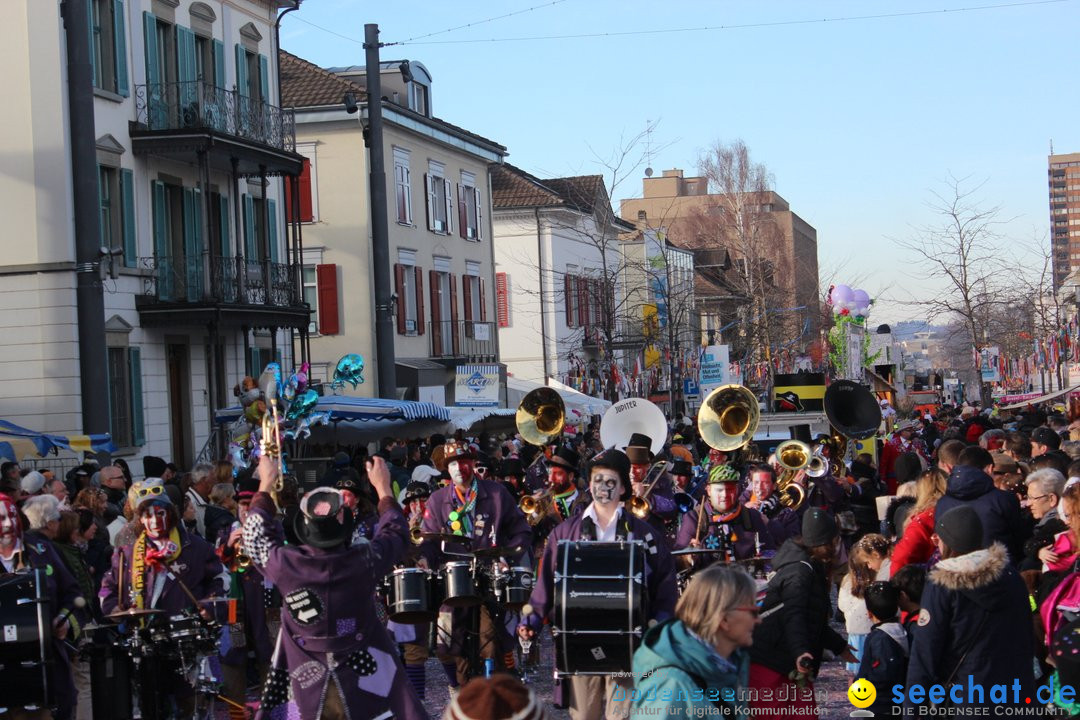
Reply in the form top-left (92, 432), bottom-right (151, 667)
top-left (430, 265), bottom-right (458, 355)
top-left (425, 161), bottom-right (453, 234)
top-left (458, 171), bottom-right (482, 241)
top-left (303, 266), bottom-right (318, 333)
top-left (394, 253), bottom-right (424, 336)
top-left (565, 273), bottom-right (580, 328)
top-left (242, 194), bottom-right (278, 262)
top-left (92, 0), bottom-right (128, 96)
top-left (107, 346), bottom-right (144, 447)
top-left (394, 148), bottom-right (412, 224)
top-left (462, 264), bottom-right (487, 336)
top-left (410, 82), bottom-right (429, 116)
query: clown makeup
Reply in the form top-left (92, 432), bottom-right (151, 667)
top-left (708, 483), bottom-right (739, 514)
top-left (629, 463), bottom-right (649, 485)
top-left (590, 468), bottom-right (622, 506)
top-left (408, 498), bottom-right (426, 517)
top-left (141, 505), bottom-right (171, 539)
top-left (448, 459), bottom-right (474, 487)
top-left (673, 473), bottom-right (690, 490)
top-left (548, 466), bottom-right (572, 493)
top-left (750, 471), bottom-right (775, 501)
top-left (340, 489), bottom-right (358, 511)
top-left (0, 498), bottom-right (19, 548)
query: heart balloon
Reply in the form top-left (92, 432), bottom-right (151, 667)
top-left (285, 388), bottom-right (319, 422)
top-left (333, 353), bottom-right (365, 389)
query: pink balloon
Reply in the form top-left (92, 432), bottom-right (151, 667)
top-left (831, 284), bottom-right (854, 306)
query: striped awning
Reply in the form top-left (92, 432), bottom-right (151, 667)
top-left (214, 395), bottom-right (452, 424)
top-left (0, 420), bottom-right (116, 460)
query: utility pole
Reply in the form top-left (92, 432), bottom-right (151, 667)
top-left (364, 24), bottom-right (397, 399)
top-left (64, 0), bottom-right (111, 462)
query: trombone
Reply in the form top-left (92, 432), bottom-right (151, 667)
top-left (627, 460), bottom-right (669, 520)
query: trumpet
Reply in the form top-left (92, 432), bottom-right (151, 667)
top-left (519, 490), bottom-right (554, 526)
top-left (774, 439), bottom-right (809, 511)
top-left (258, 373), bottom-right (285, 510)
top-left (410, 524), bottom-right (423, 545)
top-left (235, 541), bottom-right (252, 570)
top-left (627, 460), bottom-right (668, 520)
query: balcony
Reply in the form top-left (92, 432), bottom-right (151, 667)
top-left (130, 82), bottom-right (302, 176)
top-left (135, 256), bottom-right (309, 330)
top-left (429, 321), bottom-right (497, 361)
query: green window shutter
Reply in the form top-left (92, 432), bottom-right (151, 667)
top-left (182, 187), bottom-right (201, 300)
top-left (212, 39), bottom-right (225, 89)
top-left (176, 25), bottom-right (196, 117)
top-left (143, 12), bottom-right (159, 85)
top-left (129, 347), bottom-right (145, 446)
top-left (219, 195), bottom-right (230, 257)
top-left (249, 347), bottom-right (262, 377)
top-left (120, 168), bottom-right (136, 267)
top-left (234, 44), bottom-right (248, 96)
top-left (88, 1), bottom-right (97, 88)
top-left (267, 199), bottom-right (278, 263)
top-left (97, 165), bottom-right (106, 252)
top-left (258, 54), bottom-right (269, 103)
top-left (151, 180), bottom-right (171, 299)
top-left (243, 194), bottom-right (256, 259)
top-left (114, 0), bottom-right (128, 96)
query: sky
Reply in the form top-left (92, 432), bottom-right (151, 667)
top-left (280, 0), bottom-right (1080, 325)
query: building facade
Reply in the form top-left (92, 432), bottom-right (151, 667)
top-left (1050, 152), bottom-right (1080, 291)
top-left (282, 52), bottom-right (507, 404)
top-left (0, 0), bottom-right (306, 469)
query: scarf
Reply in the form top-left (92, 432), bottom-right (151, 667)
top-left (448, 481), bottom-right (478, 537)
top-left (131, 527), bottom-right (182, 609)
top-left (554, 488), bottom-right (577, 519)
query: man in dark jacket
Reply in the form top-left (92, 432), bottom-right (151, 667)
top-left (749, 508), bottom-right (854, 714)
top-left (934, 446), bottom-right (1028, 564)
top-left (906, 505), bottom-right (1035, 709)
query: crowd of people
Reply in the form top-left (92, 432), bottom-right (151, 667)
top-left (3, 399), bottom-right (1080, 719)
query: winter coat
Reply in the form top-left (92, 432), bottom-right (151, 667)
top-left (891, 506), bottom-right (936, 577)
top-left (838, 574), bottom-right (873, 636)
top-left (749, 539), bottom-right (848, 676)
top-left (857, 621), bottom-right (910, 716)
top-left (935, 465), bottom-right (1028, 564)
top-left (1021, 513), bottom-right (1067, 572)
top-left (631, 618), bottom-right (749, 716)
top-left (906, 543), bottom-right (1035, 708)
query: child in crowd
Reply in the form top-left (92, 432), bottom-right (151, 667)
top-left (838, 534), bottom-right (890, 681)
top-left (856, 581), bottom-right (910, 718)
top-left (891, 563), bottom-right (926, 646)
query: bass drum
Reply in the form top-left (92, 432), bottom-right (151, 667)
top-left (0, 569), bottom-right (53, 712)
top-left (552, 541), bottom-right (648, 676)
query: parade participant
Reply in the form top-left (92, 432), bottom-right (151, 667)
top-left (518, 449), bottom-right (678, 720)
top-left (1, 493), bottom-right (84, 720)
top-left (624, 433), bottom-right (677, 532)
top-left (676, 464), bottom-right (774, 561)
top-left (420, 440), bottom-right (532, 684)
top-left (669, 460), bottom-right (696, 496)
top-left (545, 446), bottom-right (587, 520)
top-left (743, 463), bottom-right (800, 545)
top-left (496, 457), bottom-right (527, 501)
top-left (880, 420), bottom-right (931, 494)
top-left (245, 454), bottom-right (426, 720)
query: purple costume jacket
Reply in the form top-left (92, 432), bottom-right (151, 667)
top-left (245, 492), bottom-right (427, 720)
top-left (419, 478), bottom-right (532, 565)
top-left (674, 503), bottom-right (774, 560)
top-left (99, 527), bottom-right (228, 615)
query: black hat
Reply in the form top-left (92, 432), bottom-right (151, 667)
top-left (332, 451), bottom-right (351, 468)
top-left (935, 505), bottom-right (984, 556)
top-left (293, 487), bottom-right (355, 549)
top-left (547, 446), bottom-right (580, 473)
top-left (142, 456), bottom-right (167, 479)
top-left (670, 460), bottom-right (693, 477)
top-left (330, 467), bottom-right (362, 493)
top-left (587, 449), bottom-right (631, 501)
top-left (235, 469), bottom-right (259, 501)
top-left (1033, 426), bottom-right (1062, 451)
top-left (801, 507), bottom-right (838, 547)
top-left (499, 458), bottom-right (525, 479)
top-left (401, 481), bottom-right (432, 506)
top-left (624, 433), bottom-right (654, 465)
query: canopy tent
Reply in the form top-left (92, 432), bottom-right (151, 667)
top-left (505, 376), bottom-right (611, 420)
top-left (214, 396), bottom-right (451, 425)
top-left (999, 384), bottom-right (1080, 410)
top-left (0, 419), bottom-right (115, 461)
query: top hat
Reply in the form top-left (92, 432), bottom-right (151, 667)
top-left (587, 449), bottom-right (631, 501)
top-left (624, 433), bottom-right (654, 465)
top-left (293, 487), bottom-right (355, 549)
top-left (499, 458), bottom-right (525, 479)
top-left (670, 460), bottom-right (693, 477)
top-left (443, 440), bottom-right (477, 462)
top-left (547, 446), bottom-right (580, 473)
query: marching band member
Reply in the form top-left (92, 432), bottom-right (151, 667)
top-left (419, 440), bottom-right (532, 684)
top-left (245, 454), bottom-right (426, 720)
top-left (743, 463), bottom-right (801, 545)
top-left (99, 480), bottom-right (229, 719)
top-left (495, 457), bottom-right (527, 501)
top-left (624, 433), bottom-right (677, 533)
top-left (518, 449), bottom-right (678, 720)
top-left (669, 460), bottom-right (699, 499)
top-left (676, 465), bottom-right (774, 561)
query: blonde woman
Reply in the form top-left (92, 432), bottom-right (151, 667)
top-left (890, 467), bottom-right (948, 577)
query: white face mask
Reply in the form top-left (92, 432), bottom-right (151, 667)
top-left (448, 460), bottom-right (472, 487)
top-left (589, 469), bottom-right (621, 506)
top-left (141, 506), bottom-right (170, 539)
top-left (0, 501), bottom-right (17, 547)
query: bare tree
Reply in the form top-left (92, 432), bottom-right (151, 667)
top-left (897, 175), bottom-right (1012, 406)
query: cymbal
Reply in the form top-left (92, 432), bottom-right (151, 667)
top-left (420, 532), bottom-right (467, 544)
top-left (81, 622), bottom-right (117, 631)
top-left (197, 597), bottom-right (236, 605)
top-left (106, 607), bottom-right (165, 620)
top-left (473, 545), bottom-right (522, 558)
top-left (670, 548), bottom-right (728, 556)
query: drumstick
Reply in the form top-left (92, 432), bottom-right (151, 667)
top-left (163, 560), bottom-right (209, 611)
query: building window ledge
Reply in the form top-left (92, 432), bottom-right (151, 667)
top-left (94, 88), bottom-right (125, 104)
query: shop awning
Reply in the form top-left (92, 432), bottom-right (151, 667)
top-left (214, 395), bottom-right (451, 424)
top-left (0, 419), bottom-right (115, 460)
top-left (505, 376), bottom-right (611, 419)
top-left (999, 384), bottom-right (1080, 410)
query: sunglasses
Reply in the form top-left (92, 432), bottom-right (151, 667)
top-left (136, 485), bottom-right (165, 498)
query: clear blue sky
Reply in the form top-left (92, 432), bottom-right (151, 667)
top-left (281, 0), bottom-right (1080, 324)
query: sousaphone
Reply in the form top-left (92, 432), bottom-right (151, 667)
top-left (698, 384), bottom-right (760, 452)
top-left (823, 380), bottom-right (882, 441)
top-left (515, 387), bottom-right (566, 447)
top-left (599, 398), bottom-right (667, 454)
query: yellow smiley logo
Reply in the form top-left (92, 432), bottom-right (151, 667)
top-left (848, 678), bottom-right (876, 709)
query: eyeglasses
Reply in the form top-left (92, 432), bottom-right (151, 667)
top-left (727, 606), bottom-right (761, 618)
top-left (1028, 494), bottom-right (1050, 502)
top-left (136, 485), bottom-right (165, 498)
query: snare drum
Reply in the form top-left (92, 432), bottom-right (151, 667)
top-left (494, 566), bottom-right (534, 609)
top-left (0, 569), bottom-right (53, 711)
top-left (440, 561), bottom-right (480, 608)
top-left (147, 613), bottom-right (218, 659)
top-left (387, 567), bottom-right (436, 623)
top-left (552, 540), bottom-right (648, 676)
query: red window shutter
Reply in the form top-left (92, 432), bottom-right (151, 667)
top-left (458, 184), bottom-right (468, 239)
top-left (496, 272), bottom-right (509, 328)
top-left (462, 275), bottom-right (473, 322)
top-left (394, 264), bottom-right (406, 334)
top-left (298, 158), bottom-right (313, 222)
top-left (430, 270), bottom-right (441, 354)
top-left (449, 273), bottom-right (459, 355)
top-left (577, 276), bottom-right (588, 327)
top-left (316, 264), bottom-right (339, 335)
top-left (564, 274), bottom-right (575, 327)
top-left (479, 276), bottom-right (487, 322)
top-left (415, 266), bottom-right (425, 335)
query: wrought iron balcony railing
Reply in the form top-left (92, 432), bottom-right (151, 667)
top-left (139, 256), bottom-right (302, 307)
top-left (133, 81), bottom-right (296, 152)
top-left (429, 321), bottom-right (497, 359)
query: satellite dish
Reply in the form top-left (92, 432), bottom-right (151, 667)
top-left (644, 167), bottom-right (653, 177)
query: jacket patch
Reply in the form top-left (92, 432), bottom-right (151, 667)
top-left (284, 587), bottom-right (323, 625)
top-left (917, 608), bottom-right (931, 627)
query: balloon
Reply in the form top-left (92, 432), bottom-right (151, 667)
top-left (228, 443), bottom-right (248, 471)
top-left (831, 284), bottom-right (853, 308)
top-left (285, 389), bottom-right (319, 422)
top-left (852, 289), bottom-right (870, 314)
top-left (285, 411), bottom-right (331, 441)
top-left (333, 353), bottom-right (365, 389)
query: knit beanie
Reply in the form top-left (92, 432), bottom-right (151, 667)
top-left (801, 507), bottom-right (837, 547)
top-left (442, 676), bottom-right (547, 720)
top-left (935, 504), bottom-right (984, 556)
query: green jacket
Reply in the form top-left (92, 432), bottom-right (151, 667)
top-left (630, 618), bottom-right (749, 715)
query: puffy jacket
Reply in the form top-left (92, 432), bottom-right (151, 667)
top-left (857, 621), bottom-right (909, 716)
top-left (890, 506), bottom-right (936, 577)
top-left (749, 539), bottom-right (847, 675)
top-left (935, 465), bottom-right (1027, 564)
top-left (906, 543), bottom-right (1035, 708)
top-left (631, 618), bottom-right (749, 716)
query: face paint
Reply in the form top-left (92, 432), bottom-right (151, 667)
top-left (0, 497), bottom-right (19, 547)
top-left (141, 505), bottom-right (171, 539)
top-left (750, 472), bottom-right (775, 500)
top-left (673, 474), bottom-right (690, 490)
top-left (448, 459), bottom-right (475, 487)
top-left (708, 449), bottom-right (727, 466)
top-left (548, 466), bottom-right (572, 493)
top-left (341, 489), bottom-right (358, 511)
top-left (590, 468), bottom-right (621, 506)
top-left (708, 483), bottom-right (739, 513)
top-left (237, 501), bottom-right (250, 523)
top-left (629, 464), bottom-right (648, 485)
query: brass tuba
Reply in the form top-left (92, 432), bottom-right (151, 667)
top-left (698, 385), bottom-right (761, 452)
top-left (773, 439), bottom-right (809, 510)
top-left (515, 387), bottom-right (566, 447)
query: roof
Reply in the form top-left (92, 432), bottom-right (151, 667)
top-left (280, 50), bottom-right (364, 109)
top-left (491, 165), bottom-right (631, 230)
